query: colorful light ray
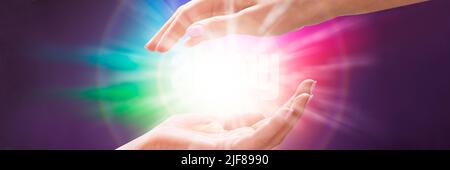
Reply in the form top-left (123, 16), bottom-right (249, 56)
top-left (40, 0), bottom-right (373, 148)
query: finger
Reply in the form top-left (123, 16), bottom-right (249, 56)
top-left (266, 94), bottom-right (313, 149)
top-left (155, 0), bottom-right (257, 52)
top-left (284, 79), bottom-right (316, 108)
top-left (224, 79), bottom-right (317, 129)
top-left (253, 93), bottom-right (311, 149)
top-left (184, 35), bottom-right (207, 47)
top-left (229, 79), bottom-right (315, 149)
top-left (228, 108), bottom-right (291, 149)
top-left (155, 2), bottom-right (206, 52)
top-left (182, 12), bottom-right (253, 47)
top-left (145, 9), bottom-right (181, 51)
top-left (262, 79), bottom-right (315, 118)
top-left (182, 2), bottom-right (281, 47)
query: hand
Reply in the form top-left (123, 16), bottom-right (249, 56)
top-left (145, 0), bottom-right (427, 52)
top-left (117, 79), bottom-right (316, 150)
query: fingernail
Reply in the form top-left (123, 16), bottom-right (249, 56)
top-left (186, 25), bottom-right (204, 37)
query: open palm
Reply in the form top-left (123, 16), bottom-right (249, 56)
top-left (118, 79), bottom-right (315, 150)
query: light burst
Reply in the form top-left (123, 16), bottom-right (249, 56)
top-left (42, 0), bottom-right (374, 148)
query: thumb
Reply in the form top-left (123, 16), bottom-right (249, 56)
top-left (184, 14), bottom-right (252, 47)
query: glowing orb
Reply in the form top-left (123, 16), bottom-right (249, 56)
top-left (163, 40), bottom-right (280, 116)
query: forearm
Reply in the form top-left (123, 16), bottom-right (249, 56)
top-left (330, 0), bottom-right (428, 17)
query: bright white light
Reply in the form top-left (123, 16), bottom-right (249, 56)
top-left (168, 43), bottom-right (279, 116)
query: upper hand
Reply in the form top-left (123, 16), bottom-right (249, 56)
top-left (145, 0), bottom-right (336, 52)
top-left (145, 0), bottom-right (427, 52)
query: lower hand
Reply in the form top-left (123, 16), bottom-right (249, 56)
top-left (117, 79), bottom-right (315, 150)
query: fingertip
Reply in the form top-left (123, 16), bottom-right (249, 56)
top-left (145, 36), bottom-right (160, 51)
top-left (144, 43), bottom-right (154, 51)
top-left (156, 36), bottom-right (180, 53)
top-left (302, 79), bottom-right (316, 89)
top-left (291, 93), bottom-right (312, 116)
top-left (295, 79), bottom-right (316, 95)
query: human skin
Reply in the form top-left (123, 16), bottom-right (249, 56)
top-left (122, 0), bottom-right (427, 150)
top-left (145, 0), bottom-right (427, 52)
top-left (118, 79), bottom-right (315, 150)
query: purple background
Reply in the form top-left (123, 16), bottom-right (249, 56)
top-left (1, 0), bottom-right (450, 149)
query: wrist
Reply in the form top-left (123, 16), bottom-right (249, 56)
top-left (326, 0), bottom-right (429, 17)
top-left (325, 0), bottom-right (352, 18)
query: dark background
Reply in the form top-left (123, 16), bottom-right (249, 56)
top-left (1, 0), bottom-right (450, 149)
